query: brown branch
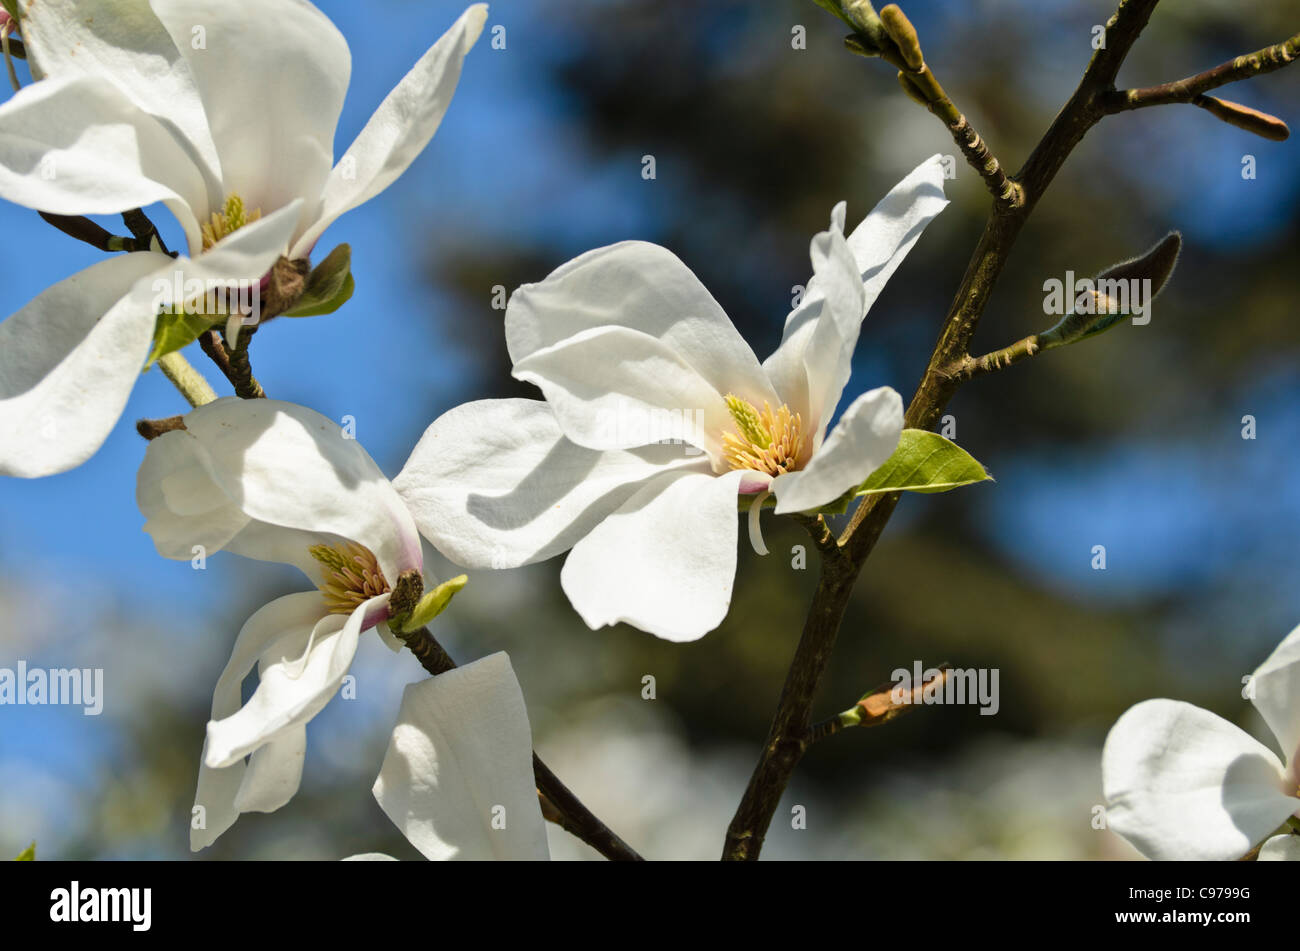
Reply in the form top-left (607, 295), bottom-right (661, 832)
top-left (722, 0), bottom-right (1172, 862)
top-left (1101, 31), bottom-right (1300, 111)
top-left (873, 5), bottom-right (1023, 209)
top-left (395, 623), bottom-right (643, 862)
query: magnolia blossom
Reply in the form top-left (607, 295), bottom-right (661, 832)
top-left (1102, 624), bottom-right (1300, 860)
top-left (347, 653), bottom-right (550, 861)
top-left (0, 0), bottom-right (486, 477)
top-left (394, 156), bottom-right (948, 641)
top-left (137, 398), bottom-right (439, 850)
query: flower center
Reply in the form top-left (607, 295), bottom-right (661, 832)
top-left (308, 541), bottom-right (390, 615)
top-left (201, 193), bottom-right (262, 251)
top-left (721, 394), bottom-right (805, 476)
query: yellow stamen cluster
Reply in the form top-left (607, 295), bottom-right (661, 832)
top-left (201, 193), bottom-right (262, 251)
top-left (308, 541), bottom-right (390, 615)
top-left (721, 394), bottom-right (806, 476)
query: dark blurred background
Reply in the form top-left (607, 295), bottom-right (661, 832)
top-left (3, 0), bottom-right (1299, 859)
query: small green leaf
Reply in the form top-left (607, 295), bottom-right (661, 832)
top-left (145, 309), bottom-right (214, 368)
top-left (1, 1), bottom-right (20, 23)
top-left (14, 842), bottom-right (35, 861)
top-left (855, 429), bottom-right (991, 496)
top-left (284, 244), bottom-right (354, 317)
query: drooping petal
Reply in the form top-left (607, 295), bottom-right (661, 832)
top-left (0, 74), bottom-right (209, 239)
top-left (507, 241), bottom-right (777, 453)
top-left (19, 0), bottom-right (223, 198)
top-left (0, 251), bottom-right (172, 478)
top-left (765, 156), bottom-right (948, 435)
top-left (771, 387), bottom-right (903, 514)
top-left (561, 468), bottom-right (746, 642)
top-left (1102, 699), bottom-right (1298, 861)
top-left (232, 726), bottom-right (307, 815)
top-left (150, 0), bottom-right (350, 232)
top-left (1258, 835), bottom-right (1300, 860)
top-left (395, 398), bottom-right (707, 568)
top-left (143, 398), bottom-right (422, 584)
top-left (1249, 623), bottom-right (1300, 773)
top-left (292, 4), bottom-right (488, 257)
top-left (204, 594), bottom-right (384, 770)
top-left (191, 591), bottom-right (324, 851)
top-left (372, 652), bottom-right (550, 861)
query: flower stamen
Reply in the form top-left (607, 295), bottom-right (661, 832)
top-left (722, 394), bottom-right (805, 476)
top-left (308, 541), bottom-right (390, 615)
top-left (201, 193), bottom-right (262, 251)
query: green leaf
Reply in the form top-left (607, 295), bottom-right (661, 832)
top-left (284, 244), bottom-right (354, 317)
top-left (1, 1), bottom-right (20, 23)
top-left (144, 309), bottom-right (214, 369)
top-left (14, 842), bottom-right (34, 861)
top-left (855, 429), bottom-right (991, 496)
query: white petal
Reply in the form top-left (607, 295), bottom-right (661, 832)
top-left (342, 853), bottom-right (399, 861)
top-left (0, 73), bottom-right (207, 237)
top-left (1102, 699), bottom-right (1297, 861)
top-left (293, 4), bottom-right (488, 257)
top-left (395, 398), bottom-right (703, 568)
top-left (20, 0), bottom-right (223, 197)
top-left (561, 469), bottom-right (745, 641)
top-left (154, 398), bottom-right (422, 584)
top-left (232, 727), bottom-right (307, 815)
top-left (0, 251), bottom-right (172, 478)
top-left (764, 204), bottom-right (864, 438)
top-left (765, 156), bottom-right (948, 435)
top-left (191, 591), bottom-right (324, 851)
top-left (1249, 623), bottom-right (1300, 773)
top-left (1257, 835), bottom-right (1300, 860)
top-left (771, 387), bottom-right (903, 514)
top-left (507, 241), bottom-right (776, 452)
top-left (150, 0), bottom-right (350, 232)
top-left (372, 652), bottom-right (550, 861)
top-left (204, 595), bottom-right (382, 769)
top-left (514, 325), bottom-right (752, 465)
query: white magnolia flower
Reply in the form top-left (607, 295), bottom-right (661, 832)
top-left (347, 653), bottom-right (551, 861)
top-left (137, 397), bottom-right (446, 850)
top-left (0, 0), bottom-right (486, 477)
top-left (1102, 624), bottom-right (1300, 860)
top-left (394, 156), bottom-right (949, 641)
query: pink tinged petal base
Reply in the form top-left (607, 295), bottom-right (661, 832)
top-left (372, 652), bottom-right (550, 861)
top-left (1102, 699), bottom-right (1299, 861)
top-left (561, 468), bottom-right (747, 642)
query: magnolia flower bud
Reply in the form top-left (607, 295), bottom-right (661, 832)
top-left (1195, 95), bottom-right (1290, 142)
top-left (1038, 232), bottom-right (1182, 349)
top-left (879, 4), bottom-right (924, 71)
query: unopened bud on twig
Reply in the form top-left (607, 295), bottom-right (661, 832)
top-left (1194, 95), bottom-right (1290, 142)
top-left (879, 4), bottom-right (924, 70)
top-left (1038, 232), bottom-right (1182, 350)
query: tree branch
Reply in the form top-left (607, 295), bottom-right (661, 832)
top-left (1101, 31), bottom-right (1300, 110)
top-left (722, 0), bottom-right (1179, 861)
